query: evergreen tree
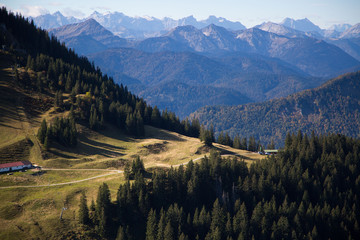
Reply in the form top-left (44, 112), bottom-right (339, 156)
top-left (89, 104), bottom-right (99, 130)
top-left (124, 162), bottom-right (131, 180)
top-left (37, 119), bottom-right (47, 144)
top-left (200, 125), bottom-right (213, 146)
top-left (78, 192), bottom-right (90, 225)
top-left (96, 183), bottom-right (111, 238)
top-left (151, 106), bottom-right (161, 127)
top-left (233, 135), bottom-right (241, 149)
top-left (116, 225), bottom-right (126, 240)
top-left (210, 199), bottom-right (225, 239)
top-left (164, 222), bottom-right (175, 240)
top-left (36, 72), bottom-right (43, 93)
top-left (44, 128), bottom-right (50, 150)
top-left (157, 209), bottom-right (166, 240)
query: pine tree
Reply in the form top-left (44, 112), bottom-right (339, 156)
top-left (124, 162), bottom-right (131, 180)
top-left (89, 104), bottom-right (99, 130)
top-left (65, 74), bottom-right (72, 92)
top-left (164, 222), bottom-right (175, 240)
top-left (233, 135), bottom-right (241, 149)
top-left (157, 209), bottom-right (166, 240)
top-left (44, 128), bottom-right (50, 150)
top-left (96, 183), bottom-right (111, 238)
top-left (210, 199), bottom-right (225, 239)
top-left (26, 55), bottom-right (32, 70)
top-left (151, 106), bottom-right (161, 127)
top-left (78, 192), bottom-right (90, 225)
top-left (37, 119), bottom-right (47, 144)
top-left (225, 212), bottom-right (233, 238)
top-left (54, 90), bottom-right (63, 109)
top-left (179, 233), bottom-right (189, 240)
top-left (200, 125), bottom-right (213, 146)
top-left (116, 225), bottom-right (126, 240)
top-left (248, 136), bottom-right (257, 151)
top-left (36, 72), bottom-right (43, 93)
top-left (146, 209), bottom-right (157, 240)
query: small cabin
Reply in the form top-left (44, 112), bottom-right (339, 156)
top-left (264, 149), bottom-right (278, 155)
top-left (0, 161), bottom-right (33, 173)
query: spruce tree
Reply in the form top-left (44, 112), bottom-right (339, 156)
top-left (36, 72), bottom-right (43, 93)
top-left (116, 225), bottom-right (126, 240)
top-left (96, 183), bottom-right (111, 238)
top-left (164, 222), bottom-right (174, 240)
top-left (157, 209), bottom-right (166, 240)
top-left (151, 106), bottom-right (161, 127)
top-left (37, 119), bottom-right (47, 144)
top-left (78, 192), bottom-right (90, 225)
top-left (146, 209), bottom-right (157, 240)
top-left (210, 199), bottom-right (225, 239)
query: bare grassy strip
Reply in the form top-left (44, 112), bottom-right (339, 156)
top-left (0, 169), bottom-right (122, 188)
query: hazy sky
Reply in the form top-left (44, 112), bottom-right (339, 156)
top-left (2, 0), bottom-right (360, 28)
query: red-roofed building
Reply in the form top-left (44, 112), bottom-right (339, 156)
top-left (0, 161), bottom-right (32, 173)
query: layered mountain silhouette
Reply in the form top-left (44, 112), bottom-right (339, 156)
top-left (45, 14), bottom-right (360, 118)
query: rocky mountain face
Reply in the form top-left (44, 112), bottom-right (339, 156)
top-left (29, 11), bottom-right (80, 29)
top-left (48, 19), bottom-right (130, 55)
top-left (340, 23), bottom-right (360, 39)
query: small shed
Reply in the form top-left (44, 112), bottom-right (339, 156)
top-left (264, 149), bottom-right (278, 155)
top-left (0, 161), bottom-right (33, 173)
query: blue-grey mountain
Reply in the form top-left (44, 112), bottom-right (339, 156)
top-left (191, 71), bottom-right (360, 145)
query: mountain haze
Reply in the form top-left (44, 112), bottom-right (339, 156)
top-left (49, 19), bottom-right (130, 55)
top-left (280, 17), bottom-right (322, 33)
top-left (88, 47), bottom-right (323, 117)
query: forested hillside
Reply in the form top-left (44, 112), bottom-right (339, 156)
top-left (79, 133), bottom-right (360, 240)
top-left (0, 7), bottom-right (201, 146)
top-left (191, 71), bottom-right (360, 146)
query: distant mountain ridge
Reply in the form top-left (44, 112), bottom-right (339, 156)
top-left (32, 11), bottom-right (360, 40)
top-left (190, 71), bottom-right (360, 145)
top-left (29, 11), bottom-right (80, 29)
top-left (32, 11), bottom-right (246, 39)
top-left (280, 17), bottom-right (322, 33)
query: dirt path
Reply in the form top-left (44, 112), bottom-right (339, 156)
top-left (0, 169), bottom-right (123, 189)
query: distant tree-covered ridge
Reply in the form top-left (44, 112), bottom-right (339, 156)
top-left (79, 132), bottom-right (360, 239)
top-left (191, 70), bottom-right (360, 147)
top-left (0, 7), bottom-right (201, 140)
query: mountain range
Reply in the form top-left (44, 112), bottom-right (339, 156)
top-left (32, 11), bottom-right (246, 39)
top-left (33, 11), bottom-right (360, 40)
top-left (46, 17), bottom-right (360, 117)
